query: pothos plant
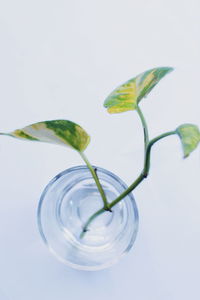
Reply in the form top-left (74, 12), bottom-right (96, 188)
top-left (1, 67), bottom-right (200, 238)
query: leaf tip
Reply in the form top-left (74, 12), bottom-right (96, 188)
top-left (165, 66), bottom-right (174, 72)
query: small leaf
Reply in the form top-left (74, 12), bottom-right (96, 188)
top-left (176, 124), bottom-right (200, 158)
top-left (1, 120), bottom-right (90, 152)
top-left (104, 67), bottom-right (173, 114)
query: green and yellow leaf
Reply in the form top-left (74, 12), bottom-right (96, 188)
top-left (104, 67), bottom-right (174, 113)
top-left (0, 120), bottom-right (90, 152)
top-left (176, 124), bottom-right (200, 158)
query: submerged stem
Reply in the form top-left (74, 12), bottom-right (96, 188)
top-left (80, 208), bottom-right (105, 239)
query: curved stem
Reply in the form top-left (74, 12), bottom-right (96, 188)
top-left (143, 130), bottom-right (176, 177)
top-left (79, 152), bottom-right (109, 210)
top-left (110, 130), bottom-right (176, 207)
top-left (136, 105), bottom-right (149, 151)
top-left (80, 130), bottom-right (176, 238)
top-left (80, 208), bottom-right (105, 239)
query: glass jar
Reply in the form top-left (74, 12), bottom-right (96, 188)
top-left (37, 166), bottom-right (139, 271)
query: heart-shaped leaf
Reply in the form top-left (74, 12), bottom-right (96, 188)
top-left (104, 67), bottom-right (173, 113)
top-left (176, 124), bottom-right (200, 158)
top-left (1, 120), bottom-right (90, 152)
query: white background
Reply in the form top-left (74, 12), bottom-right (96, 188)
top-left (0, 0), bottom-right (200, 299)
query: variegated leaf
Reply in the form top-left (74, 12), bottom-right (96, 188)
top-left (104, 67), bottom-right (173, 113)
top-left (176, 124), bottom-right (200, 158)
top-left (1, 120), bottom-right (90, 152)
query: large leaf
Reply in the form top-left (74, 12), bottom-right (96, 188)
top-left (104, 67), bottom-right (174, 113)
top-left (176, 124), bottom-right (200, 158)
top-left (1, 120), bottom-right (90, 152)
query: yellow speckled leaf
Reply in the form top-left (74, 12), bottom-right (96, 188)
top-left (1, 120), bottom-right (90, 152)
top-left (104, 67), bottom-right (173, 114)
top-left (176, 124), bottom-right (200, 158)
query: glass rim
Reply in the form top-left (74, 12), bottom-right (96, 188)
top-left (37, 165), bottom-right (139, 271)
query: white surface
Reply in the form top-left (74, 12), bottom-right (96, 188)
top-left (0, 0), bottom-right (200, 299)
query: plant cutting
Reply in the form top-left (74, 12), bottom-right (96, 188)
top-left (1, 67), bottom-right (200, 270)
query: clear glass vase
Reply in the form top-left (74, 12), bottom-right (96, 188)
top-left (37, 166), bottom-right (139, 271)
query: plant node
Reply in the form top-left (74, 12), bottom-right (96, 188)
top-left (104, 207), bottom-right (112, 213)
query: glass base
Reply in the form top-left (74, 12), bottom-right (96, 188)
top-left (37, 166), bottom-right (139, 271)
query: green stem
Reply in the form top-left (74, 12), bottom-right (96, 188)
top-left (109, 130), bottom-right (176, 207)
top-left (80, 130), bottom-right (176, 238)
top-left (80, 208), bottom-right (105, 239)
top-left (143, 130), bottom-right (176, 177)
top-left (136, 105), bottom-right (149, 150)
top-left (109, 172), bottom-right (145, 209)
top-left (79, 152), bottom-right (110, 210)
